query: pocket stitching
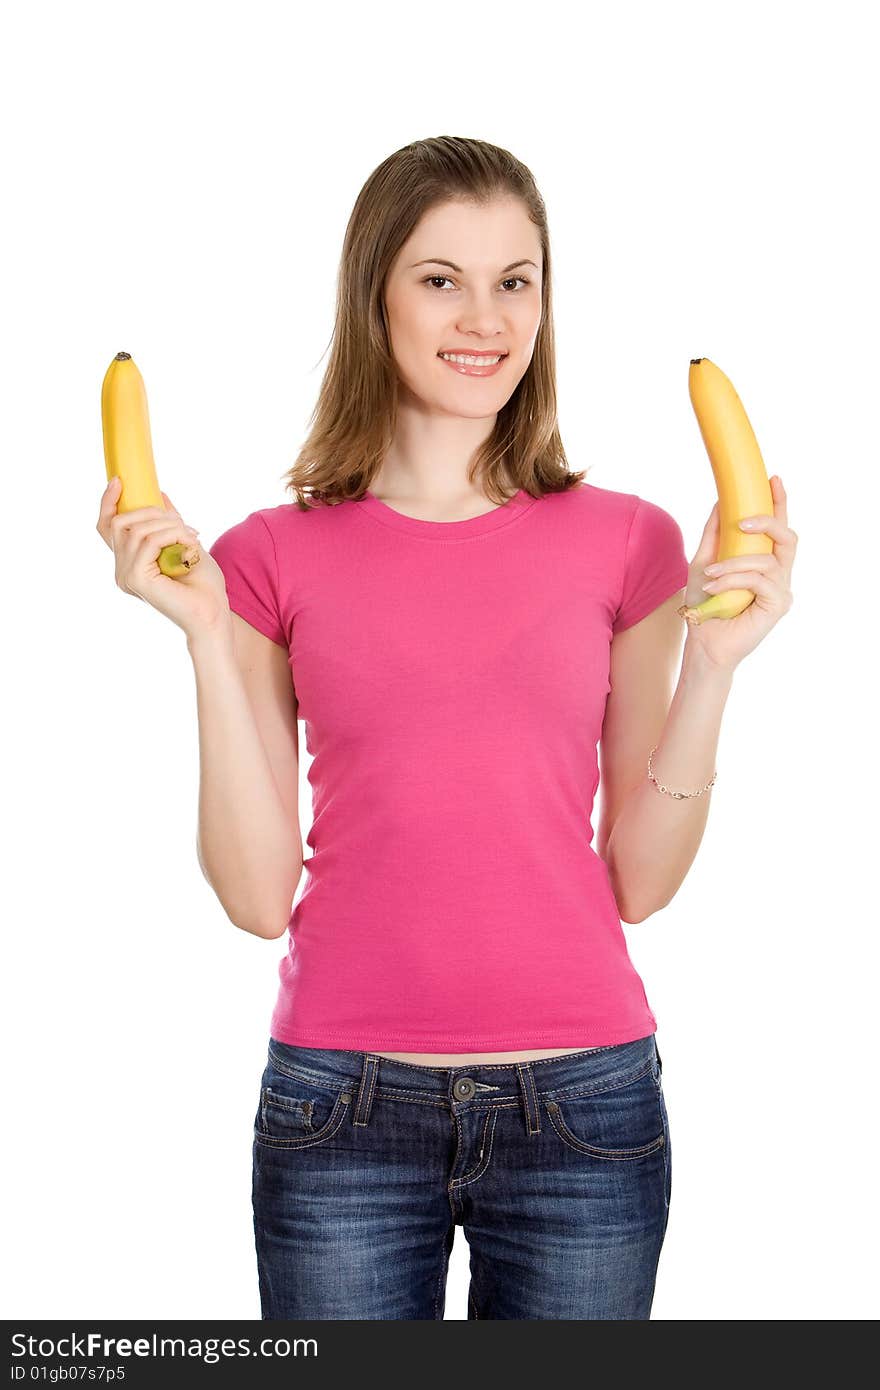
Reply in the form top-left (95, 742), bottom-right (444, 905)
top-left (545, 1101), bottom-right (666, 1159)
top-left (255, 1088), bottom-right (351, 1149)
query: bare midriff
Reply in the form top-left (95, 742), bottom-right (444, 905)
top-left (371, 1048), bottom-right (602, 1066)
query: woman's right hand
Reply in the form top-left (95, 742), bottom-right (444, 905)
top-left (97, 475), bottom-right (231, 641)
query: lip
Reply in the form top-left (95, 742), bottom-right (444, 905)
top-left (437, 350), bottom-right (509, 378)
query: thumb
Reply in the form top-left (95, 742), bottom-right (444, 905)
top-left (160, 490), bottom-right (177, 513)
top-left (692, 500), bottom-right (720, 563)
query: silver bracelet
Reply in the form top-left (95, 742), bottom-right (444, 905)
top-left (647, 745), bottom-right (717, 799)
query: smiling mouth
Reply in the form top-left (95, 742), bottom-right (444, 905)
top-left (437, 351), bottom-right (509, 363)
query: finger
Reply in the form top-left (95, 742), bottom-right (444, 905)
top-left (100, 475), bottom-right (122, 512)
top-left (704, 554), bottom-right (781, 575)
top-left (701, 570), bottom-right (782, 601)
top-left (129, 515), bottom-right (199, 544)
top-left (118, 524), bottom-right (200, 570)
top-left (110, 516), bottom-right (190, 553)
top-left (739, 511), bottom-right (784, 530)
top-left (692, 501), bottom-right (720, 562)
top-left (110, 505), bottom-right (173, 534)
top-left (734, 517), bottom-right (795, 558)
top-left (96, 477), bottom-right (124, 546)
top-left (770, 474), bottom-right (788, 524)
top-left (138, 521), bottom-right (200, 550)
top-left (739, 475), bottom-right (790, 529)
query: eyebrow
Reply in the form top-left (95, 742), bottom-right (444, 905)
top-left (410, 257), bottom-right (540, 274)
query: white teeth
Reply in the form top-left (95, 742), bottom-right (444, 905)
top-left (439, 353), bottom-right (504, 366)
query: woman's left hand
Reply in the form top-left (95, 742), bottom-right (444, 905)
top-left (681, 475), bottom-right (797, 674)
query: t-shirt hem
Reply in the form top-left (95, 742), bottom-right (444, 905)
top-left (225, 592), bottom-right (286, 647)
top-left (267, 1020), bottom-right (657, 1051)
top-left (613, 570), bottom-right (688, 632)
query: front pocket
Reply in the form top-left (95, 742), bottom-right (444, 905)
top-left (545, 1065), bottom-right (666, 1160)
top-left (254, 1078), bottom-right (354, 1149)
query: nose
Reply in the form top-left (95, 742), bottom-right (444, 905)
top-left (454, 289), bottom-right (510, 339)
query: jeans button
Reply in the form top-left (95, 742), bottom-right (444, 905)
top-left (454, 1077), bottom-right (476, 1100)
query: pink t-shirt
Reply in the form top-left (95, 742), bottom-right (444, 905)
top-left (209, 481), bottom-right (689, 1051)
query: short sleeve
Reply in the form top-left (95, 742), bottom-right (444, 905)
top-left (208, 510), bottom-right (287, 647)
top-left (612, 497), bottom-right (689, 633)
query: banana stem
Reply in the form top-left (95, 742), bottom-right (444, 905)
top-left (678, 604), bottom-right (707, 626)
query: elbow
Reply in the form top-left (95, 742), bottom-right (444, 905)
top-left (249, 873), bottom-right (301, 940)
top-left (210, 889), bottom-right (296, 942)
top-left (198, 839), bottom-right (300, 941)
top-left (603, 857), bottom-right (647, 925)
top-left (618, 899), bottom-right (648, 924)
top-left (620, 906), bottom-right (651, 925)
top-left (230, 911), bottom-right (290, 941)
top-left (605, 856), bottom-right (669, 924)
top-left (613, 881), bottom-right (660, 924)
top-left (619, 896), bottom-right (670, 924)
top-left (256, 918), bottom-right (291, 941)
top-left (244, 877), bottom-right (299, 939)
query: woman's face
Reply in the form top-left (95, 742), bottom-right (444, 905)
top-left (383, 196), bottom-right (544, 418)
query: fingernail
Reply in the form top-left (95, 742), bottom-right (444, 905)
top-left (739, 518), bottom-right (758, 529)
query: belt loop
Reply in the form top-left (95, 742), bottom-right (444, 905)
top-left (516, 1062), bottom-right (541, 1136)
top-left (654, 1036), bottom-right (663, 1074)
top-left (352, 1053), bottom-right (379, 1127)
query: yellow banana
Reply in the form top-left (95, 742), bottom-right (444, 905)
top-left (679, 356), bottom-right (773, 626)
top-left (101, 351), bottom-right (200, 578)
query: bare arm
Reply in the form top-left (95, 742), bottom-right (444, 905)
top-left (600, 601), bottom-right (733, 923)
top-left (189, 616), bottom-right (303, 939)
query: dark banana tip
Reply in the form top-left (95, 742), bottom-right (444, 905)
top-left (690, 357), bottom-right (704, 365)
top-left (115, 351), bottom-right (131, 361)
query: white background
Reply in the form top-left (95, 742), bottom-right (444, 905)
top-left (3, 0), bottom-right (877, 1322)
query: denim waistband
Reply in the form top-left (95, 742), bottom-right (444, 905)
top-left (266, 1032), bottom-right (661, 1112)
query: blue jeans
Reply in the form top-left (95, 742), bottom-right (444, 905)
top-left (252, 1031), bottom-right (671, 1319)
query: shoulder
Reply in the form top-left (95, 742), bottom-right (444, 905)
top-left (537, 479), bottom-right (641, 540)
top-left (563, 481), bottom-right (684, 544)
top-left (210, 499), bottom-right (344, 557)
top-left (567, 479), bottom-right (679, 524)
top-left (541, 478), bottom-right (636, 515)
top-left (256, 497), bottom-right (362, 543)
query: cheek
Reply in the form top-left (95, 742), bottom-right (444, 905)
top-left (386, 284), bottom-right (440, 335)
top-left (523, 308), bottom-right (542, 351)
top-left (389, 315), bottom-right (442, 368)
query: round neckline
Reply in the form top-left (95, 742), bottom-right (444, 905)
top-left (357, 487), bottom-right (537, 540)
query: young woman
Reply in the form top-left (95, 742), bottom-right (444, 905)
top-left (97, 136), bottom-right (796, 1320)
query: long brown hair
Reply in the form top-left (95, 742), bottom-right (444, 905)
top-left (280, 135), bottom-right (589, 510)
